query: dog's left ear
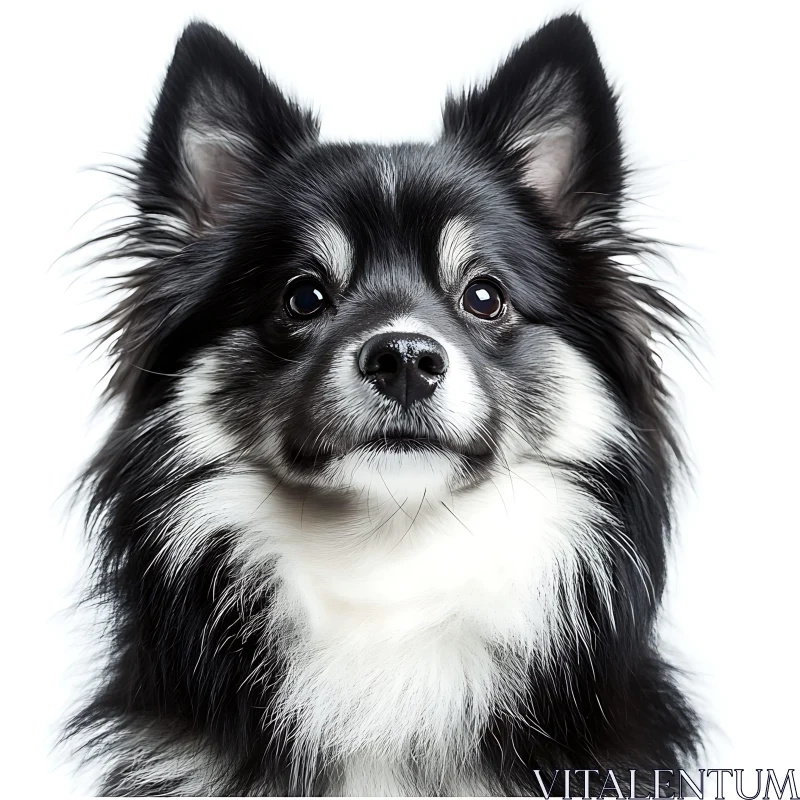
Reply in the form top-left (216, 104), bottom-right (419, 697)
top-left (442, 14), bottom-right (623, 224)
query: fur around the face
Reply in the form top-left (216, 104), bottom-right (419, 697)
top-left (66, 14), bottom-right (701, 796)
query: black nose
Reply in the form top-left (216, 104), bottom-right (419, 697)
top-left (358, 332), bottom-right (449, 406)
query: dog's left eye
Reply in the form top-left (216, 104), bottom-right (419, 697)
top-left (462, 279), bottom-right (505, 320)
top-left (285, 279), bottom-right (329, 318)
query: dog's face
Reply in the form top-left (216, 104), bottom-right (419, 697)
top-left (189, 145), bottom-right (624, 502)
top-left (107, 19), bottom-right (662, 506)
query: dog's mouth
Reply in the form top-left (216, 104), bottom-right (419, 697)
top-left (358, 434), bottom-right (445, 453)
top-left (286, 428), bottom-right (490, 472)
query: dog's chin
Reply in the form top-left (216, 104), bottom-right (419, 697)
top-left (286, 434), bottom-right (492, 499)
top-left (330, 445), bottom-right (469, 500)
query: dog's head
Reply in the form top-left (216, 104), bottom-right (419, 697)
top-left (99, 16), bottom-right (680, 504)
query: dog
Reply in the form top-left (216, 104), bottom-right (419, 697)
top-left (66, 13), bottom-right (701, 795)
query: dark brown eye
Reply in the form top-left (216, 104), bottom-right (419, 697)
top-left (285, 279), bottom-right (329, 318)
top-left (462, 280), bottom-right (505, 320)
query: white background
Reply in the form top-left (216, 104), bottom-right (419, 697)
top-left (2, 0), bottom-right (799, 794)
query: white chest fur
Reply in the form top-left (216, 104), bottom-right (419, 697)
top-left (164, 459), bottom-right (612, 789)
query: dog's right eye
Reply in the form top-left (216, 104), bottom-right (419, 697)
top-left (285, 279), bottom-right (329, 318)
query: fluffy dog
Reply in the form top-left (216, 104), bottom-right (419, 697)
top-left (67, 14), bottom-right (700, 795)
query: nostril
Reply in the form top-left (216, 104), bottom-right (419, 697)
top-left (418, 354), bottom-right (445, 376)
top-left (361, 346), bottom-right (402, 376)
top-left (375, 352), bottom-right (399, 374)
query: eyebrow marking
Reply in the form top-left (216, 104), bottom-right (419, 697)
top-left (437, 216), bottom-right (477, 290)
top-left (309, 220), bottom-right (354, 286)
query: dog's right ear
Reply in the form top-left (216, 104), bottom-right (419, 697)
top-left (135, 22), bottom-right (318, 242)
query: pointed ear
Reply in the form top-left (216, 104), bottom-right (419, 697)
top-left (442, 14), bottom-right (623, 225)
top-left (136, 22), bottom-right (318, 240)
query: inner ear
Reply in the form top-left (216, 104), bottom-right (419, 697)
top-left (513, 117), bottom-right (583, 211)
top-left (181, 124), bottom-right (253, 227)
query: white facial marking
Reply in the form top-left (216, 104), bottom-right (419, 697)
top-left (173, 352), bottom-right (241, 464)
top-left (438, 216), bottom-right (478, 290)
top-left (541, 332), bottom-right (630, 463)
top-left (308, 220), bottom-right (353, 286)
